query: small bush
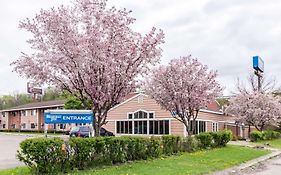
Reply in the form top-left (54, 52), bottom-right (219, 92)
top-left (147, 137), bottom-right (162, 158)
top-left (17, 137), bottom-right (67, 174)
top-left (181, 136), bottom-right (199, 152)
top-left (162, 135), bottom-right (181, 155)
top-left (250, 130), bottom-right (280, 142)
top-left (263, 130), bottom-right (280, 140)
top-left (196, 132), bottom-right (213, 149)
top-left (250, 131), bottom-right (264, 142)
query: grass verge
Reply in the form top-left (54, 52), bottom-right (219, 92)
top-left (0, 145), bottom-right (270, 175)
top-left (257, 138), bottom-right (281, 148)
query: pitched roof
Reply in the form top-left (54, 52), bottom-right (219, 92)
top-left (0, 100), bottom-right (66, 112)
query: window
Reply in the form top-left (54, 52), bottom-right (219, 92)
top-left (117, 121), bottom-right (133, 134)
top-left (11, 124), bottom-right (16, 129)
top-left (134, 121), bottom-right (147, 134)
top-left (190, 120), bottom-right (206, 134)
top-left (149, 112), bottom-right (154, 118)
top-left (2, 112), bottom-right (5, 117)
top-left (31, 110), bottom-right (37, 116)
top-left (133, 111), bottom-right (148, 119)
top-left (117, 120), bottom-right (169, 135)
top-left (21, 111), bottom-right (26, 116)
top-left (22, 123), bottom-right (26, 129)
top-left (3, 124), bottom-right (5, 128)
top-left (149, 120), bottom-right (169, 135)
top-left (128, 110), bottom-right (154, 119)
top-left (212, 122), bottom-right (218, 132)
top-left (128, 113), bottom-right (133, 119)
top-left (60, 124), bottom-right (66, 129)
top-left (121, 110), bottom-right (168, 135)
top-left (31, 123), bottom-right (36, 129)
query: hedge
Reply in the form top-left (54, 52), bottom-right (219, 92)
top-left (17, 130), bottom-right (232, 174)
top-left (250, 130), bottom-right (281, 142)
top-left (196, 130), bottom-right (232, 149)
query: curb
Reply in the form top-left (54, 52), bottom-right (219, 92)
top-left (209, 150), bottom-right (281, 175)
top-left (0, 132), bottom-right (64, 138)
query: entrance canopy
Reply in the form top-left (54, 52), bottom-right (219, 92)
top-left (44, 110), bottom-right (93, 124)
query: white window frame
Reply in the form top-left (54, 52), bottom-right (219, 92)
top-left (115, 118), bottom-right (171, 136)
top-left (212, 122), bottom-right (219, 132)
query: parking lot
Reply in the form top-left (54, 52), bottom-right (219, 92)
top-left (0, 133), bottom-right (68, 170)
top-left (0, 133), bottom-right (28, 169)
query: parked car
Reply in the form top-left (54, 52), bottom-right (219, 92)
top-left (69, 126), bottom-right (93, 138)
top-left (100, 127), bottom-right (114, 136)
top-left (69, 126), bottom-right (114, 137)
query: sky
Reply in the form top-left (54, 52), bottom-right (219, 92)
top-left (1, 0), bottom-right (281, 96)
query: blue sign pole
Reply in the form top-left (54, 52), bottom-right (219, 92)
top-left (252, 56), bottom-right (264, 91)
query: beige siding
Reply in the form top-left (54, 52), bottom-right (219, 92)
top-left (103, 121), bottom-right (115, 134)
top-left (108, 95), bottom-right (171, 121)
top-left (197, 111), bottom-right (234, 122)
top-left (107, 94), bottom-right (234, 137)
top-left (171, 120), bottom-right (184, 136)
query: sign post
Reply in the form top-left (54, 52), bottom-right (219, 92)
top-left (253, 56), bottom-right (264, 91)
top-left (44, 110), bottom-right (93, 137)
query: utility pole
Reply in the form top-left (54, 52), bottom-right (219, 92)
top-left (253, 56), bottom-right (264, 91)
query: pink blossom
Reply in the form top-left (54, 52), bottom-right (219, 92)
top-left (145, 55), bottom-right (222, 135)
top-left (11, 0), bottom-right (165, 136)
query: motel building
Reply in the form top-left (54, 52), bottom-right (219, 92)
top-left (0, 100), bottom-right (69, 131)
top-left (0, 92), bottom-right (250, 138)
top-left (103, 93), bottom-right (251, 138)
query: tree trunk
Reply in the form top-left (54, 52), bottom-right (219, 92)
top-left (248, 124), bottom-right (251, 136)
top-left (191, 119), bottom-right (196, 135)
top-left (92, 110), bottom-right (101, 137)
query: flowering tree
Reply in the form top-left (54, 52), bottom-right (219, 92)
top-left (145, 55), bottom-right (222, 135)
top-left (11, 0), bottom-right (164, 136)
top-left (226, 91), bottom-right (281, 131)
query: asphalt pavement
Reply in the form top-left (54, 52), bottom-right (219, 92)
top-left (0, 134), bottom-right (27, 169)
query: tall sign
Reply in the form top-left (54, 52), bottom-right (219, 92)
top-left (253, 56), bottom-right (264, 91)
top-left (27, 82), bottom-right (42, 101)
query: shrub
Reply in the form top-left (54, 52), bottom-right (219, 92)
top-left (250, 131), bottom-right (264, 142)
top-left (68, 137), bottom-right (97, 169)
top-left (196, 132), bottom-right (213, 149)
top-left (250, 130), bottom-right (280, 142)
top-left (220, 130), bottom-right (232, 146)
top-left (162, 135), bottom-right (181, 155)
top-left (17, 133), bottom-right (232, 174)
top-left (17, 137), bottom-right (67, 174)
top-left (263, 130), bottom-right (280, 140)
top-left (147, 137), bottom-right (162, 158)
top-left (232, 135), bottom-right (238, 141)
top-left (181, 136), bottom-right (199, 152)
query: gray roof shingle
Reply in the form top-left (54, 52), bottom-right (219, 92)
top-left (0, 100), bottom-right (66, 112)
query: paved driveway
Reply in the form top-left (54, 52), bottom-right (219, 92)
top-left (0, 133), bottom-right (69, 170)
top-left (0, 134), bottom-right (28, 169)
top-left (241, 155), bottom-right (281, 175)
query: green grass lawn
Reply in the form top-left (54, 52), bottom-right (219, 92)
top-left (0, 145), bottom-right (270, 175)
top-left (257, 138), bottom-right (281, 148)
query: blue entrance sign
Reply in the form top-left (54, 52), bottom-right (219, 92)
top-left (253, 56), bottom-right (264, 72)
top-left (44, 110), bottom-right (93, 124)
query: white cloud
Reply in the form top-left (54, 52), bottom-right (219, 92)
top-left (1, 0), bottom-right (281, 95)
